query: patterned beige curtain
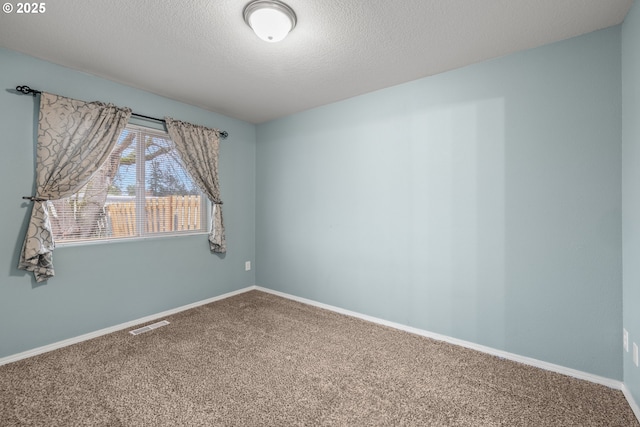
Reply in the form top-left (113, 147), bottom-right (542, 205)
top-left (165, 117), bottom-right (226, 253)
top-left (18, 92), bottom-right (131, 282)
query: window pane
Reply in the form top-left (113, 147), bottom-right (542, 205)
top-left (49, 128), bottom-right (137, 241)
top-left (143, 131), bottom-right (202, 234)
top-left (51, 124), bottom-right (206, 244)
top-left (105, 127), bottom-right (138, 238)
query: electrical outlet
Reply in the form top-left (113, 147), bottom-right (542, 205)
top-left (634, 343), bottom-right (639, 367)
top-left (624, 328), bottom-right (629, 352)
top-left (245, 261), bottom-right (251, 271)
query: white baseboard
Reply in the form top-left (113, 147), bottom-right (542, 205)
top-left (0, 286), bottom-right (256, 367)
top-left (255, 286), bottom-right (623, 390)
top-left (623, 384), bottom-right (640, 422)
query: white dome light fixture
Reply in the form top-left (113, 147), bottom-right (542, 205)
top-left (243, 0), bottom-right (297, 43)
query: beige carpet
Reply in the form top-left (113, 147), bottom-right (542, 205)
top-left (0, 290), bottom-right (637, 426)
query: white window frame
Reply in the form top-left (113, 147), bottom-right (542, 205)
top-left (55, 123), bottom-right (210, 247)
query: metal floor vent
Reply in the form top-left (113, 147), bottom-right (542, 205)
top-left (129, 320), bottom-right (170, 336)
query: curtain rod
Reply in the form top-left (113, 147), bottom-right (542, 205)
top-left (15, 85), bottom-right (229, 139)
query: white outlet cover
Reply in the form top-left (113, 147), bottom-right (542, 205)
top-left (245, 261), bottom-right (251, 271)
top-left (634, 343), bottom-right (639, 367)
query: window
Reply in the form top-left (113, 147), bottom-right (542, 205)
top-left (50, 124), bottom-right (208, 244)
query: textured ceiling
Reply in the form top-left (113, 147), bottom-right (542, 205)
top-left (0, 0), bottom-right (633, 124)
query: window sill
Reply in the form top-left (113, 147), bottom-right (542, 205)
top-left (55, 230), bottom-right (210, 248)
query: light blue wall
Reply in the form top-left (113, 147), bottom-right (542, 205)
top-left (623, 0), bottom-right (640, 404)
top-left (0, 48), bottom-right (256, 358)
top-left (256, 28), bottom-right (622, 379)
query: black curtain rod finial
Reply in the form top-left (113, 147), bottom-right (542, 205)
top-left (16, 85), bottom-right (40, 96)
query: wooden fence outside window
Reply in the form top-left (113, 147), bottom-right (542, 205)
top-left (106, 195), bottom-right (202, 237)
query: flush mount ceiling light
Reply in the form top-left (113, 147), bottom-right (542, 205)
top-left (243, 0), bottom-right (297, 43)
